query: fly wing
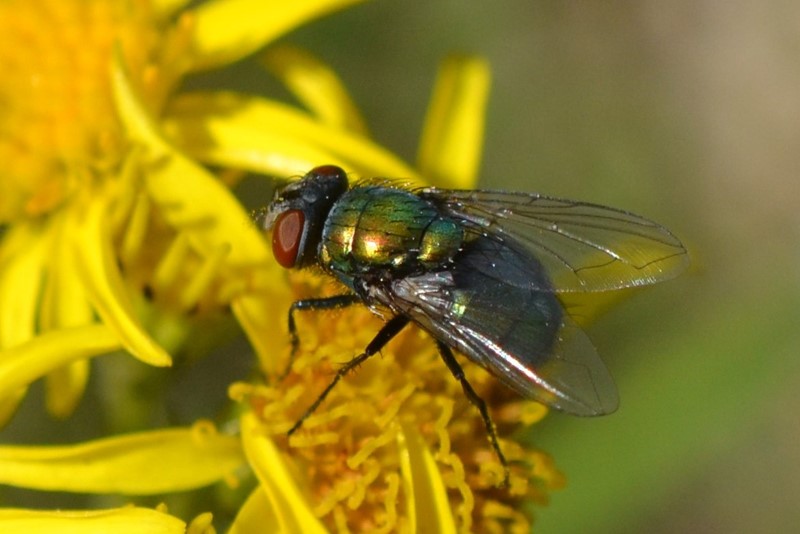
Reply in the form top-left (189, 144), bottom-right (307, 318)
top-left (380, 236), bottom-right (618, 416)
top-left (419, 188), bottom-right (688, 292)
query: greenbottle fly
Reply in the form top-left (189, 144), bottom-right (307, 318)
top-left (263, 165), bottom-right (688, 479)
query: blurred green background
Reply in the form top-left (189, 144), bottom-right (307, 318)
top-left (3, 1), bottom-right (798, 532)
top-left (286, 1), bottom-right (800, 533)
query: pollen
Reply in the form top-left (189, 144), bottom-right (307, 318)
top-left (0, 0), bottom-right (164, 220)
top-left (241, 273), bottom-right (564, 532)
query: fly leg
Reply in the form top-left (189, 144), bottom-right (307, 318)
top-left (281, 294), bottom-right (362, 379)
top-left (436, 340), bottom-right (510, 487)
top-left (287, 314), bottom-right (410, 436)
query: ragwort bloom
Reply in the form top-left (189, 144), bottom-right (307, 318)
top-left (0, 0), bottom-right (563, 531)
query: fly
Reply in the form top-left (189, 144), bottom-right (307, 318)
top-left (263, 165), bottom-right (688, 483)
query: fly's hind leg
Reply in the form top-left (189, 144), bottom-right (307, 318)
top-left (436, 340), bottom-right (510, 487)
top-left (287, 314), bottom-right (410, 436)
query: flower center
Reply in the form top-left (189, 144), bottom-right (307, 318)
top-left (0, 0), bottom-right (162, 220)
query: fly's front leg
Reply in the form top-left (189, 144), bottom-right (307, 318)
top-left (436, 340), bottom-right (510, 487)
top-left (287, 314), bottom-right (410, 436)
top-left (282, 294), bottom-right (362, 379)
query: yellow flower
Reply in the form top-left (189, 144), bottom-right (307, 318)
top-left (0, 0), bottom-right (563, 532)
top-left (0, 0), bottom-right (375, 422)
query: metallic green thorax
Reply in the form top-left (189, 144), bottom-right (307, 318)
top-left (319, 185), bottom-right (464, 275)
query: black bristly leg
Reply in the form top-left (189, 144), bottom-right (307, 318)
top-left (436, 340), bottom-right (510, 487)
top-left (287, 314), bottom-right (410, 436)
top-left (281, 294), bottom-right (362, 379)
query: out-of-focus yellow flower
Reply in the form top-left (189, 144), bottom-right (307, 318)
top-left (0, 0), bottom-right (374, 424)
top-left (0, 0), bottom-right (563, 531)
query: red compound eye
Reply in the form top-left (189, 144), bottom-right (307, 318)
top-left (272, 209), bottom-right (305, 268)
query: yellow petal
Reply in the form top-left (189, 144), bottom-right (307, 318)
top-left (0, 326), bottom-right (118, 403)
top-left (0, 422), bottom-right (244, 495)
top-left (143, 152), bottom-right (271, 267)
top-left (417, 55), bottom-right (491, 189)
top-left (112, 52), bottom-right (272, 269)
top-left (231, 292), bottom-right (290, 377)
top-left (186, 513), bottom-right (215, 534)
top-left (43, 360), bottom-right (89, 419)
top-left (40, 213), bottom-right (94, 330)
top-left (70, 194), bottom-right (172, 368)
top-left (0, 389), bottom-right (26, 429)
top-left (39, 212), bottom-right (95, 418)
top-left (0, 223), bottom-right (47, 424)
top-left (227, 487), bottom-right (282, 534)
top-left (189, 0), bottom-right (366, 71)
top-left (240, 412), bottom-right (327, 533)
top-left (166, 92), bottom-right (420, 182)
top-left (152, 0), bottom-right (192, 18)
top-left (398, 425), bottom-right (457, 534)
top-left (110, 46), bottom-right (166, 151)
top-left (0, 223), bottom-right (47, 347)
top-left (174, 114), bottom-right (348, 179)
top-left (261, 44), bottom-right (368, 134)
top-left (186, 512), bottom-right (215, 534)
top-left (0, 506), bottom-right (185, 534)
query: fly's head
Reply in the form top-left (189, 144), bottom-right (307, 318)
top-left (264, 165), bottom-right (350, 269)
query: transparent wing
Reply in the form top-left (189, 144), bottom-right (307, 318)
top-left (419, 188), bottom-right (688, 292)
top-left (378, 236), bottom-right (619, 416)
